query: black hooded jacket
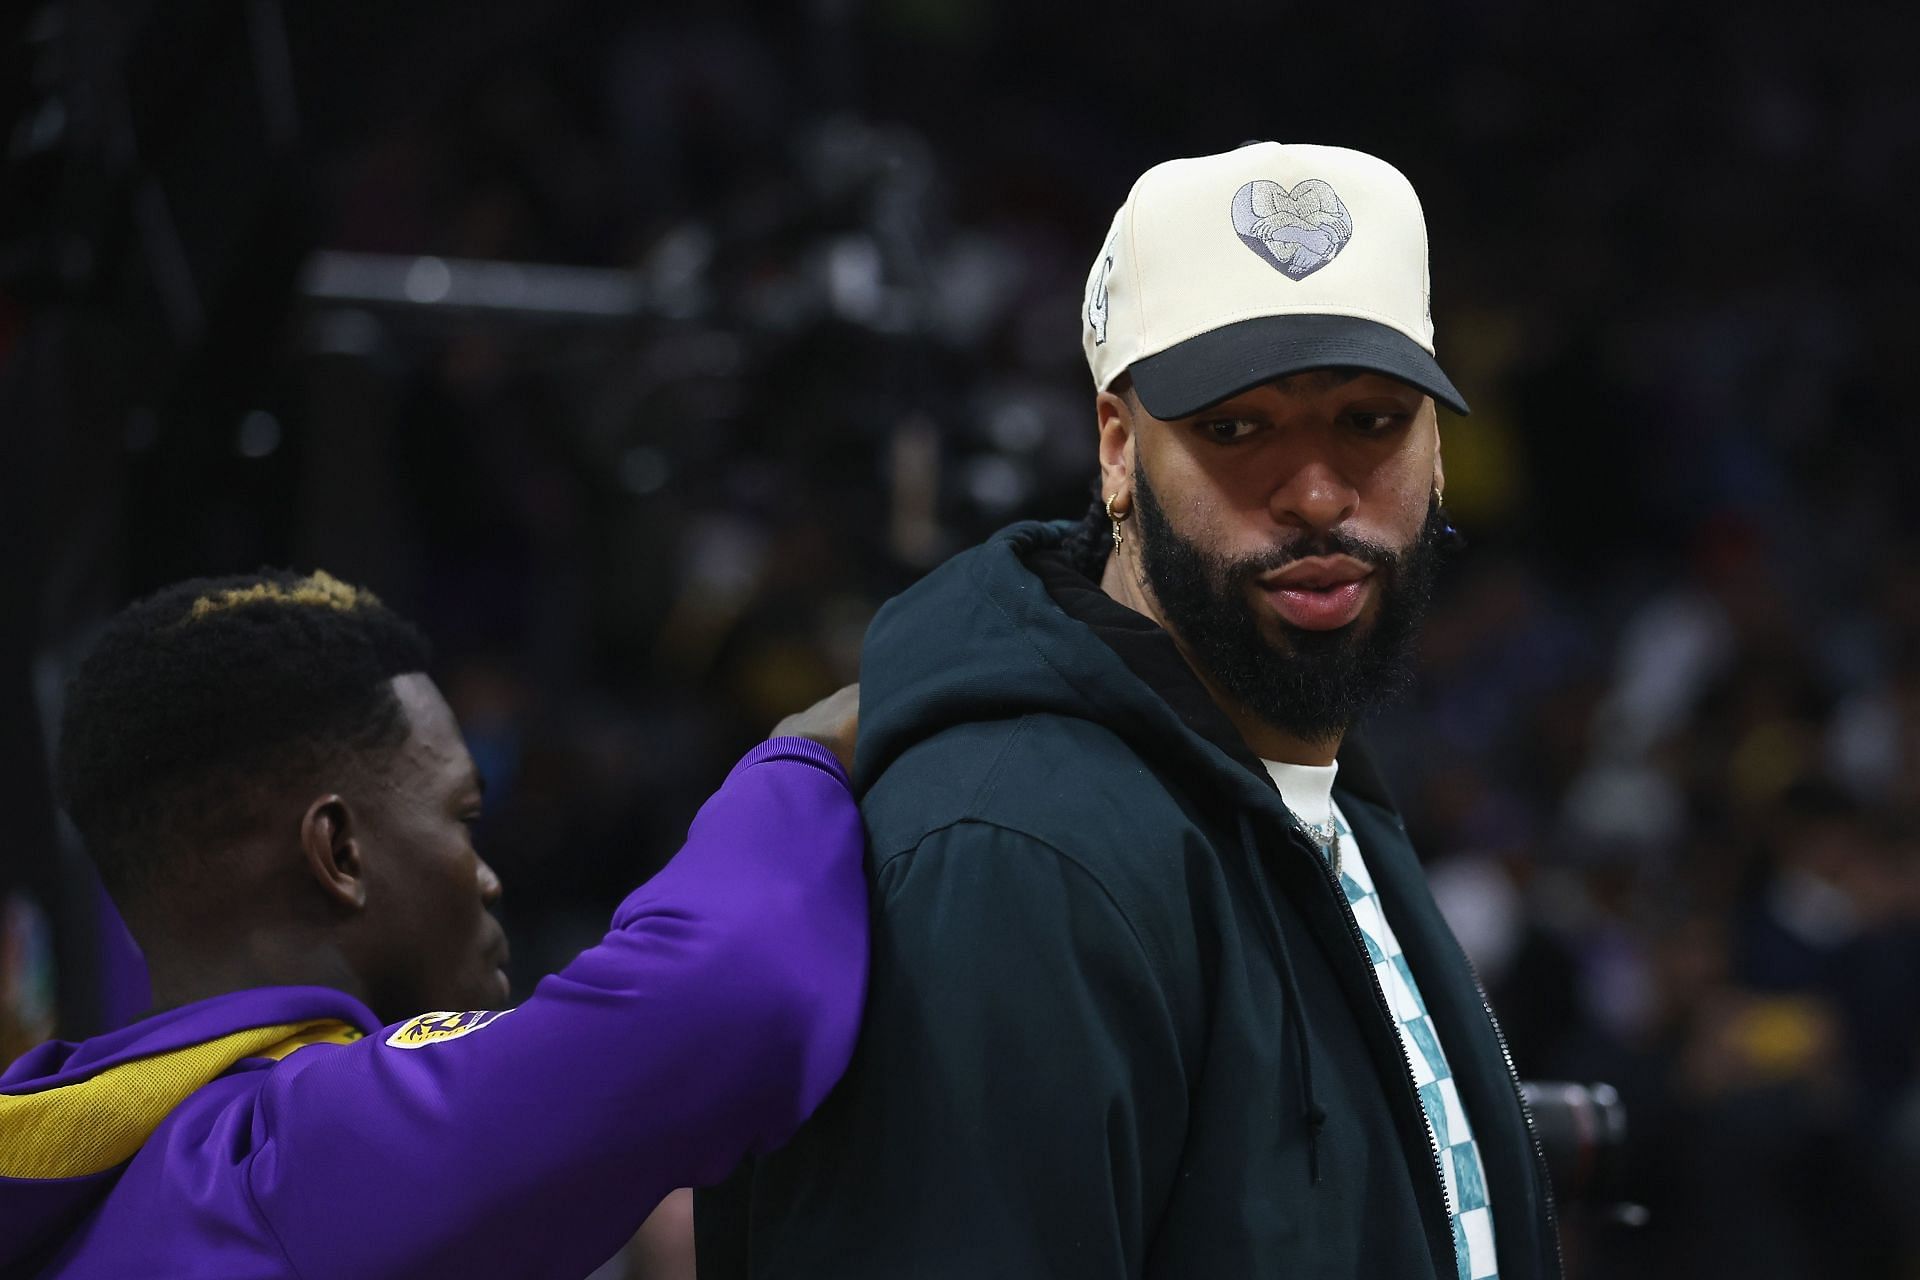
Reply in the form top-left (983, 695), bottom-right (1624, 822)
top-left (698, 519), bottom-right (1560, 1277)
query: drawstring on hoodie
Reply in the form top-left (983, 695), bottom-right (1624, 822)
top-left (1237, 810), bottom-right (1327, 1184)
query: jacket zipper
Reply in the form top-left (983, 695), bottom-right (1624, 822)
top-left (1290, 824), bottom-right (1459, 1280)
top-left (1450, 936), bottom-right (1566, 1280)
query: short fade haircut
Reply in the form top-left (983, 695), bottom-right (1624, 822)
top-left (56, 570), bottom-right (432, 903)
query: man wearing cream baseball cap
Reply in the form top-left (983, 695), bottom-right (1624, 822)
top-left (699, 143), bottom-right (1560, 1280)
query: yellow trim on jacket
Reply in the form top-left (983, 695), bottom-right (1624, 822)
top-left (0, 1019), bottom-right (361, 1180)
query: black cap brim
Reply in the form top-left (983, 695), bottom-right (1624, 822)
top-left (1127, 313), bottom-right (1470, 419)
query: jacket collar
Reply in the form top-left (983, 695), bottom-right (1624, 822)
top-left (2, 986), bottom-right (382, 1093)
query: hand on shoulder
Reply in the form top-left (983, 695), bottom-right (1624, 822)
top-left (772, 683), bottom-right (858, 775)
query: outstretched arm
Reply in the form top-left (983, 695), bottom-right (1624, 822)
top-left (248, 737), bottom-right (869, 1280)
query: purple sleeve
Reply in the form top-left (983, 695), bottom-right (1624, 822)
top-left (246, 739), bottom-right (867, 1280)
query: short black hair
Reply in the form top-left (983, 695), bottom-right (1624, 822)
top-left (56, 570), bottom-right (432, 903)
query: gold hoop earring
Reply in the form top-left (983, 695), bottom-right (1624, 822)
top-left (1105, 493), bottom-right (1130, 552)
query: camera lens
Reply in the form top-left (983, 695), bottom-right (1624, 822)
top-left (1519, 1081), bottom-right (1628, 1208)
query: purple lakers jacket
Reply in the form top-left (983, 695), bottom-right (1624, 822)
top-left (0, 739), bottom-right (867, 1279)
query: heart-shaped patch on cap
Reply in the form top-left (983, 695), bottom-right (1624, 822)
top-left (1229, 178), bottom-right (1353, 280)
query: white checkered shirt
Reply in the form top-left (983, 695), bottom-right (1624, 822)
top-left (1329, 801), bottom-right (1499, 1279)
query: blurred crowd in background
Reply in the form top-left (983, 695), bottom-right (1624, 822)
top-left (5, 2), bottom-right (1919, 1276)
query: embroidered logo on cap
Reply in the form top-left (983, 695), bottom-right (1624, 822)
top-left (384, 1007), bottom-right (513, 1049)
top-left (1229, 179), bottom-right (1353, 281)
top-left (1086, 224), bottom-right (1120, 345)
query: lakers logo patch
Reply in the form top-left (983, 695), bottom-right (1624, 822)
top-left (384, 1008), bottom-right (513, 1049)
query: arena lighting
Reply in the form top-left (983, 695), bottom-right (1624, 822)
top-left (301, 251), bottom-right (646, 319)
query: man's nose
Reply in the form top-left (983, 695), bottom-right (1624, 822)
top-left (478, 859), bottom-right (503, 905)
top-left (1269, 460), bottom-right (1358, 533)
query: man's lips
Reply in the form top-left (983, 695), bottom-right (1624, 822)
top-left (1259, 555), bottom-right (1374, 590)
top-left (485, 923), bottom-right (511, 969)
top-left (1256, 557), bottom-right (1375, 631)
top-left (486, 932), bottom-right (512, 999)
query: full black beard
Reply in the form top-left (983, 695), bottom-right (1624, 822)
top-left (1131, 458), bottom-right (1445, 746)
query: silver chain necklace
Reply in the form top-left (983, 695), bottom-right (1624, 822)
top-left (1303, 816), bottom-right (1342, 876)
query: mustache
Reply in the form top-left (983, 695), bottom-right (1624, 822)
top-left (1214, 499), bottom-right (1450, 582)
top-left (1220, 528), bottom-right (1403, 580)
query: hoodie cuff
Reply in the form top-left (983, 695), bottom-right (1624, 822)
top-left (730, 737), bottom-right (852, 790)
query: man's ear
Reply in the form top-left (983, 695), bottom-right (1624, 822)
top-left (1095, 389), bottom-right (1137, 513)
top-left (300, 795), bottom-right (368, 912)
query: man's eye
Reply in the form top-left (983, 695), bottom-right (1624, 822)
top-left (1346, 412), bottom-right (1404, 436)
top-left (1199, 418), bottom-right (1261, 443)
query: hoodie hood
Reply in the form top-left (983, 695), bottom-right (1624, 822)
top-left (855, 520), bottom-right (1287, 817)
top-left (0, 986), bottom-right (375, 1273)
top-left (855, 519), bottom-right (1398, 816)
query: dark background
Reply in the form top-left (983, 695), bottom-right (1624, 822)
top-left (4, 2), bottom-right (1919, 1275)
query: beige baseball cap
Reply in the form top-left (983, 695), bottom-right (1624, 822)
top-left (1082, 141), bottom-right (1468, 419)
